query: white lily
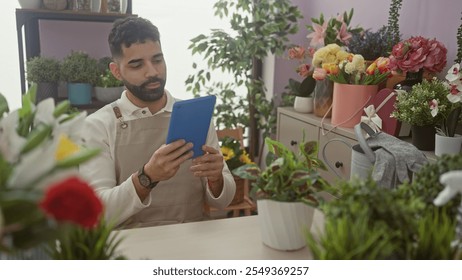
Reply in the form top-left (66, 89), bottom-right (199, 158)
top-left (0, 110), bottom-right (26, 163)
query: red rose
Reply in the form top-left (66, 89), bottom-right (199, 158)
top-left (39, 176), bottom-right (103, 228)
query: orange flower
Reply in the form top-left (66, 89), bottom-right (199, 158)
top-left (322, 63), bottom-right (339, 75)
top-left (288, 46), bottom-right (306, 60)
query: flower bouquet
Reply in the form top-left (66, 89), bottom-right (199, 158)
top-left (388, 36), bottom-right (448, 91)
top-left (0, 86), bottom-right (124, 259)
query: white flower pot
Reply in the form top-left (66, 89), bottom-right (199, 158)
top-left (435, 134), bottom-right (462, 157)
top-left (257, 199), bottom-right (315, 251)
top-left (293, 96), bottom-right (313, 114)
top-left (94, 86), bottom-right (124, 103)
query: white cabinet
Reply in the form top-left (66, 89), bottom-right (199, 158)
top-left (277, 107), bottom-right (436, 186)
top-left (277, 107), bottom-right (357, 185)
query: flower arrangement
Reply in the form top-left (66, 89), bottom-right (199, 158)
top-left (392, 78), bottom-right (450, 127)
top-left (220, 136), bottom-right (253, 172)
top-left (311, 43), bottom-right (390, 85)
top-left (0, 87), bottom-right (124, 259)
top-left (306, 8), bottom-right (363, 48)
top-left (388, 36), bottom-right (448, 74)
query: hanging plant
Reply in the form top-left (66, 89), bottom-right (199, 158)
top-left (387, 0), bottom-right (402, 53)
top-left (456, 11), bottom-right (462, 64)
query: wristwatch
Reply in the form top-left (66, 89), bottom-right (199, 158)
top-left (137, 164), bottom-right (159, 190)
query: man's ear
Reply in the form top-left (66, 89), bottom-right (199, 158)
top-left (109, 62), bottom-right (122, 81)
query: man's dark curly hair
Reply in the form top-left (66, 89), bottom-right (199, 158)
top-left (108, 17), bottom-right (161, 59)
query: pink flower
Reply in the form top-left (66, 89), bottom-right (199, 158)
top-left (288, 46), bottom-right (306, 60)
top-left (336, 22), bottom-right (352, 45)
top-left (307, 22), bottom-right (327, 47)
top-left (312, 67), bottom-right (327, 80)
top-left (297, 64), bottom-right (311, 78)
top-left (388, 36), bottom-right (447, 74)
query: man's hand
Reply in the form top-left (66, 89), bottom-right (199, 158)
top-left (190, 145), bottom-right (224, 197)
top-left (144, 139), bottom-right (194, 182)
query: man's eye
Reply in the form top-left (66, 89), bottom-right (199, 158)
top-left (131, 63), bottom-right (142, 69)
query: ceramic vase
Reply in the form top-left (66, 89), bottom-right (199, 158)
top-left (257, 199), bottom-right (314, 251)
top-left (293, 96), bottom-right (313, 114)
top-left (435, 134), bottom-right (462, 156)
top-left (313, 79), bottom-right (333, 118)
top-left (331, 83), bottom-right (378, 128)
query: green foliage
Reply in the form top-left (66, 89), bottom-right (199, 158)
top-left (347, 26), bottom-right (391, 60)
top-left (286, 76), bottom-right (316, 98)
top-left (185, 0), bottom-right (302, 134)
top-left (46, 219), bottom-right (125, 260)
top-left (60, 51), bottom-right (99, 84)
top-left (233, 137), bottom-right (327, 206)
top-left (392, 79), bottom-right (450, 126)
top-left (307, 207), bottom-right (397, 259)
top-left (26, 56), bottom-right (61, 83)
top-left (96, 69), bottom-right (124, 88)
top-left (387, 0), bottom-right (403, 52)
top-left (400, 153), bottom-right (462, 217)
top-left (309, 154), bottom-right (462, 260)
top-left (456, 11), bottom-right (462, 64)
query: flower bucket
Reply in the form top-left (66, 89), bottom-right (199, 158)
top-left (435, 134), bottom-right (462, 156)
top-left (331, 83), bottom-right (377, 128)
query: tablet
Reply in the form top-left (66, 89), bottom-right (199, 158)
top-left (166, 95), bottom-right (216, 158)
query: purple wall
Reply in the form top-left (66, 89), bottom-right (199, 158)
top-left (39, 20), bottom-right (113, 60)
top-left (272, 0), bottom-right (462, 97)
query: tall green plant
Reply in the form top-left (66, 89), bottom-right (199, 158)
top-left (387, 0), bottom-right (402, 52)
top-left (456, 11), bottom-right (462, 64)
top-left (185, 0), bottom-right (302, 145)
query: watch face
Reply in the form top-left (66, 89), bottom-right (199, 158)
top-left (139, 174), bottom-right (151, 187)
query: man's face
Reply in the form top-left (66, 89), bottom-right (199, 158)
top-left (111, 40), bottom-right (167, 102)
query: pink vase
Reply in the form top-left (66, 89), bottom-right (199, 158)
top-left (331, 83), bottom-right (378, 128)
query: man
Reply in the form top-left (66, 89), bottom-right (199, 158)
top-left (80, 17), bottom-right (235, 228)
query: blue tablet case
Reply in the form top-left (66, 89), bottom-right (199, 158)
top-left (166, 95), bottom-right (216, 158)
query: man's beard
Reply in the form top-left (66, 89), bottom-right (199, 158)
top-left (123, 77), bottom-right (166, 102)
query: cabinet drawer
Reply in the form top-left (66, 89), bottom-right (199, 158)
top-left (319, 132), bottom-right (357, 185)
top-left (277, 114), bottom-right (318, 153)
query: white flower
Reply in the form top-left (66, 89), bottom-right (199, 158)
top-left (445, 63), bottom-right (461, 83)
top-left (429, 99), bottom-right (438, 117)
top-left (0, 110), bottom-right (26, 163)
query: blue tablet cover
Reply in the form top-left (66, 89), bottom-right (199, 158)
top-left (166, 95), bottom-right (216, 158)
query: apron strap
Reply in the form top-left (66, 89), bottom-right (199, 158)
top-left (111, 102), bottom-right (128, 129)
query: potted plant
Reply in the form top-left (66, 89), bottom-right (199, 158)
top-left (94, 69), bottom-right (125, 103)
top-left (26, 56), bottom-right (61, 104)
top-left (60, 51), bottom-right (99, 105)
top-left (306, 175), bottom-right (459, 259)
top-left (233, 137), bottom-right (327, 251)
top-left (391, 79), bottom-right (450, 151)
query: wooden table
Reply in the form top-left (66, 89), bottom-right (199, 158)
top-left (116, 210), bottom-right (324, 260)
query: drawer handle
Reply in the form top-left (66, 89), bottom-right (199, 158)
top-left (290, 140), bottom-right (298, 146)
top-left (335, 161), bottom-right (343, 168)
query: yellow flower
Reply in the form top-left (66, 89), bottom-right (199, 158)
top-left (239, 150), bottom-right (253, 164)
top-left (221, 146), bottom-right (235, 161)
top-left (55, 134), bottom-right (80, 161)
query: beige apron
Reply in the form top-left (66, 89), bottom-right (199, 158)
top-left (111, 103), bottom-right (207, 228)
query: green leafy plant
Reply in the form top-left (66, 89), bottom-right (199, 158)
top-left (46, 219), bottom-right (125, 260)
top-left (26, 56), bottom-right (61, 83)
top-left (392, 79), bottom-right (450, 126)
top-left (347, 26), bottom-right (391, 60)
top-left (185, 0), bottom-right (302, 156)
top-left (96, 69), bottom-right (124, 88)
top-left (233, 137), bottom-right (327, 206)
top-left (60, 51), bottom-right (99, 85)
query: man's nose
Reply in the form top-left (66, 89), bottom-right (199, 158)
top-left (145, 62), bottom-right (158, 77)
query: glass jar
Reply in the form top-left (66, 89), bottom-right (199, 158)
top-left (106, 0), bottom-right (121, 13)
top-left (73, 0), bottom-right (92, 11)
top-left (313, 79), bottom-right (334, 117)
